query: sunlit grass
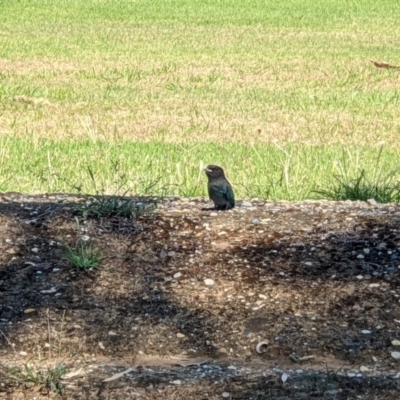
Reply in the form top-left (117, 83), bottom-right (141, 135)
top-left (0, 0), bottom-right (400, 198)
top-left (0, 0), bottom-right (399, 145)
top-left (0, 138), bottom-right (399, 201)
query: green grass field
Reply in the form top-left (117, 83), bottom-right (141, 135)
top-left (1, 0), bottom-right (400, 199)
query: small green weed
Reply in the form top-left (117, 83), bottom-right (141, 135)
top-left (1, 361), bottom-right (67, 395)
top-left (70, 163), bottom-right (160, 219)
top-left (76, 195), bottom-right (157, 220)
top-left (65, 240), bottom-right (102, 270)
top-left (313, 168), bottom-right (400, 203)
top-left (305, 365), bottom-right (341, 396)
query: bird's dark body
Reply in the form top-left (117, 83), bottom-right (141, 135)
top-left (204, 165), bottom-right (235, 210)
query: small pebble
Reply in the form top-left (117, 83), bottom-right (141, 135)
top-left (222, 392), bottom-right (231, 399)
top-left (369, 283), bottom-right (380, 288)
top-left (177, 333), bottom-right (185, 338)
top-left (173, 272), bottom-right (182, 279)
top-left (391, 351), bottom-right (400, 360)
top-left (361, 330), bottom-right (372, 334)
top-left (241, 201), bottom-right (253, 207)
top-left (19, 351), bottom-right (27, 356)
top-left (204, 279), bottom-right (215, 286)
top-left (392, 340), bottom-right (400, 346)
top-left (31, 247), bottom-right (39, 253)
top-left (168, 251), bottom-right (176, 257)
top-left (172, 380), bottom-right (181, 385)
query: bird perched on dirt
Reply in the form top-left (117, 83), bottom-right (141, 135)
top-left (204, 165), bottom-right (235, 210)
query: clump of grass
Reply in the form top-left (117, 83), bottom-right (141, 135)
top-left (1, 361), bottom-right (67, 395)
top-left (306, 367), bottom-right (340, 396)
top-left (65, 239), bottom-right (102, 270)
top-left (69, 163), bottom-right (160, 219)
top-left (313, 168), bottom-right (400, 203)
top-left (76, 195), bottom-right (157, 220)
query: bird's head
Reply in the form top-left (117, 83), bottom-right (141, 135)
top-left (204, 165), bottom-right (226, 179)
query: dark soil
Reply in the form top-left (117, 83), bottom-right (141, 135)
top-left (1, 194), bottom-right (400, 399)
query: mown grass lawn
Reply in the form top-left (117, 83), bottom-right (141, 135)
top-left (0, 0), bottom-right (399, 199)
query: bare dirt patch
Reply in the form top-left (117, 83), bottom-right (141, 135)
top-left (1, 194), bottom-right (400, 399)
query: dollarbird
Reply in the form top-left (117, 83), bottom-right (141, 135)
top-left (204, 165), bottom-right (235, 210)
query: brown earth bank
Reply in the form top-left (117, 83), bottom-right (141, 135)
top-left (1, 194), bottom-right (400, 399)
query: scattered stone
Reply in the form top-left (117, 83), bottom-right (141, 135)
top-left (40, 287), bottom-right (58, 294)
top-left (31, 247), bottom-right (39, 253)
top-left (281, 372), bottom-right (289, 383)
top-left (356, 275), bottom-right (363, 280)
top-left (19, 351), bottom-right (27, 356)
top-left (360, 366), bottom-right (369, 372)
top-left (171, 380), bottom-right (182, 385)
top-left (173, 272), bottom-right (182, 279)
top-left (369, 283), bottom-right (380, 288)
top-left (363, 248), bottom-right (370, 254)
top-left (367, 199), bottom-right (378, 205)
top-left (168, 251), bottom-right (176, 257)
top-left (177, 333), bottom-right (185, 338)
top-left (361, 330), bottom-right (372, 334)
top-left (108, 331), bottom-right (118, 336)
top-left (391, 352), bottom-right (400, 360)
top-left (159, 250), bottom-right (167, 259)
top-left (222, 392), bottom-right (231, 399)
top-left (204, 279), bottom-right (215, 286)
top-left (241, 201), bottom-right (253, 207)
top-left (24, 309), bottom-right (36, 314)
top-left (392, 340), bottom-right (400, 346)
top-left (357, 254), bottom-right (364, 259)
top-left (372, 356), bottom-right (378, 362)
top-left (252, 219), bottom-right (260, 225)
